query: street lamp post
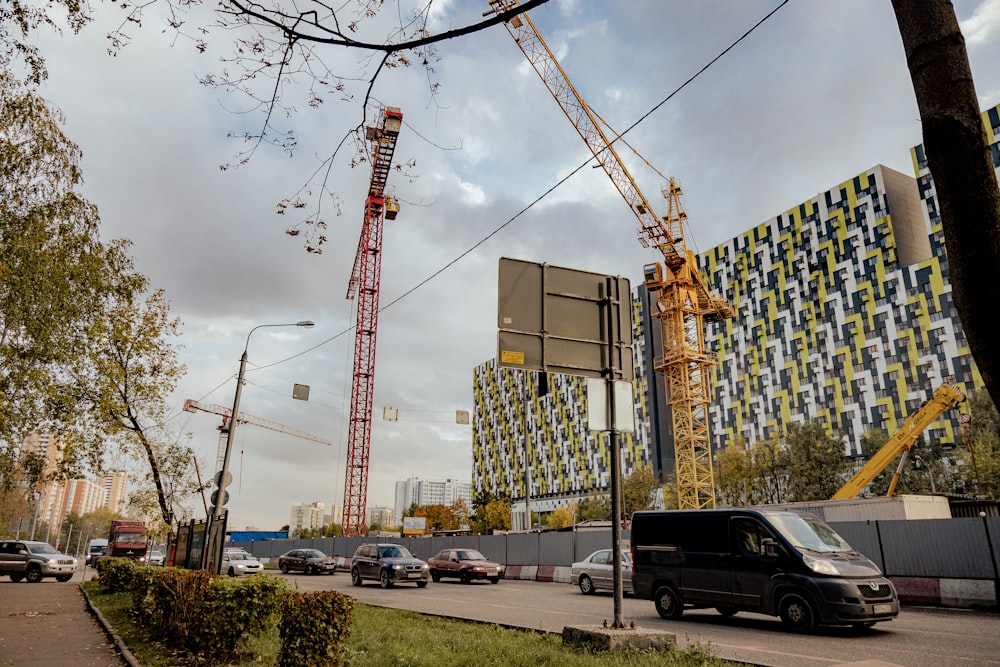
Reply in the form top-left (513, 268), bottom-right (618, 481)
top-left (208, 320), bottom-right (314, 516)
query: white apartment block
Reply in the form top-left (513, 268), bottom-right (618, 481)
top-left (289, 501), bottom-right (325, 535)
top-left (393, 477), bottom-right (472, 524)
top-left (366, 506), bottom-right (394, 529)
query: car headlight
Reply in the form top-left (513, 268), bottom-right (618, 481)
top-left (392, 564), bottom-right (405, 570)
top-left (473, 566), bottom-right (485, 572)
top-left (46, 558), bottom-right (58, 565)
top-left (802, 553), bottom-right (841, 576)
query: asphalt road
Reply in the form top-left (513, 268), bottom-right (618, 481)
top-left (272, 570), bottom-right (1000, 667)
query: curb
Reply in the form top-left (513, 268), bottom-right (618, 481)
top-left (79, 584), bottom-right (143, 667)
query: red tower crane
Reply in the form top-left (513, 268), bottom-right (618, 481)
top-left (342, 106), bottom-right (403, 536)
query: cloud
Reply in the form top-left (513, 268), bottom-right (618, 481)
top-left (961, 0), bottom-right (1000, 45)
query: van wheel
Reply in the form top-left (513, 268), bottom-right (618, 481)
top-left (578, 575), bottom-right (595, 595)
top-left (778, 593), bottom-right (816, 632)
top-left (26, 566), bottom-right (43, 583)
top-left (654, 585), bottom-right (683, 620)
top-left (715, 606), bottom-right (738, 617)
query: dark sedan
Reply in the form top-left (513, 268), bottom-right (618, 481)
top-left (276, 548), bottom-right (338, 575)
top-left (427, 548), bottom-right (503, 584)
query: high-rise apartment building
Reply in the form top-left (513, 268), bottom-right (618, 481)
top-left (471, 102), bottom-right (999, 507)
top-left (104, 471), bottom-right (128, 514)
top-left (701, 101), bottom-right (999, 453)
top-left (393, 477), bottom-right (473, 524)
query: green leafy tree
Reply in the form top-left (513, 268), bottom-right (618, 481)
top-left (785, 420), bottom-right (849, 502)
top-left (963, 391), bottom-right (1000, 499)
top-left (577, 492), bottom-right (611, 522)
top-left (622, 467), bottom-right (659, 515)
top-left (1, 70), bottom-right (139, 446)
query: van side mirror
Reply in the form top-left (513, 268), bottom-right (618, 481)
top-left (760, 538), bottom-right (780, 559)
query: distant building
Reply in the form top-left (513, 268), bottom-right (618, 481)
top-left (289, 501), bottom-right (325, 536)
top-left (366, 506), bottom-right (394, 529)
top-left (393, 477), bottom-right (472, 524)
top-left (103, 471), bottom-right (128, 514)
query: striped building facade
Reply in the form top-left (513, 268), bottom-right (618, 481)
top-left (702, 103), bottom-right (999, 455)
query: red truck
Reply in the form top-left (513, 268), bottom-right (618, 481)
top-left (108, 520), bottom-right (148, 561)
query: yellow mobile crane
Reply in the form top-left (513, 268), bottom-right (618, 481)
top-left (488, 0), bottom-right (734, 508)
top-left (831, 383), bottom-right (966, 500)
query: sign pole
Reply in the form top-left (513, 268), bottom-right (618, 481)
top-left (604, 277), bottom-right (626, 629)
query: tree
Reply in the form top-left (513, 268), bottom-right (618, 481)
top-left (1, 70), bottom-right (141, 447)
top-left (1, 1), bottom-right (90, 85)
top-left (715, 437), bottom-right (787, 506)
top-left (622, 467), bottom-right (659, 516)
top-left (547, 503), bottom-right (576, 530)
top-left (784, 420), bottom-right (849, 502)
top-left (68, 288), bottom-right (188, 529)
top-left (577, 492), bottom-right (611, 522)
top-left (963, 391), bottom-right (1000, 499)
top-left (892, 2), bottom-right (1000, 411)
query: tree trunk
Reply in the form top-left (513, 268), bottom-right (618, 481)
top-left (891, 0), bottom-right (1000, 409)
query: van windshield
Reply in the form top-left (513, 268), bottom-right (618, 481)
top-left (765, 512), bottom-right (854, 554)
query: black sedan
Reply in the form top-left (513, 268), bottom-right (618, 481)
top-left (276, 548), bottom-right (339, 575)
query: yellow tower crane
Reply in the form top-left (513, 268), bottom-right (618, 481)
top-left (488, 0), bottom-right (734, 508)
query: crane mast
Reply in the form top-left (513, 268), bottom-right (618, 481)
top-left (342, 106), bottom-right (403, 536)
top-left (488, 0), bottom-right (733, 509)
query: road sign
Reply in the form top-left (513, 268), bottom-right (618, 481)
top-left (497, 257), bottom-right (634, 380)
top-left (211, 489), bottom-right (230, 507)
top-left (214, 471), bottom-right (233, 489)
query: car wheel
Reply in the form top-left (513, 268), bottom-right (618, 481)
top-left (416, 580), bottom-right (428, 588)
top-left (10, 574), bottom-right (24, 583)
top-left (461, 571), bottom-right (472, 584)
top-left (715, 606), bottom-right (738, 617)
top-left (228, 567), bottom-right (237, 577)
top-left (26, 566), bottom-right (42, 583)
top-left (379, 569), bottom-right (393, 589)
top-left (654, 585), bottom-right (683, 620)
top-left (307, 564), bottom-right (316, 576)
top-left (430, 570), bottom-right (441, 583)
top-left (489, 577), bottom-right (500, 585)
top-left (279, 562), bottom-right (290, 574)
top-left (778, 592), bottom-right (816, 632)
top-left (578, 574), bottom-right (595, 595)
top-left (55, 574), bottom-right (72, 583)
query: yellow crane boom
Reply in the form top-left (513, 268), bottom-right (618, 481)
top-left (831, 384), bottom-right (966, 500)
top-left (488, 0), bottom-right (733, 508)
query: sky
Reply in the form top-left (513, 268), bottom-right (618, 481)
top-left (32, 0), bottom-right (1000, 530)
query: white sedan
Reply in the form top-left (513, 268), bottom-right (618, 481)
top-left (222, 549), bottom-right (264, 576)
top-left (570, 549), bottom-right (633, 595)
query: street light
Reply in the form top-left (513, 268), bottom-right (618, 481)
top-left (208, 320), bottom-right (314, 516)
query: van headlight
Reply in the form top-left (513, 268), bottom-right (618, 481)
top-left (802, 553), bottom-right (841, 576)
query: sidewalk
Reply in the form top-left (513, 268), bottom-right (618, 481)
top-left (0, 571), bottom-right (129, 667)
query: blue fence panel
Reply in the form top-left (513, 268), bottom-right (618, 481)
top-left (880, 518), bottom-right (994, 578)
top-left (829, 521), bottom-right (885, 571)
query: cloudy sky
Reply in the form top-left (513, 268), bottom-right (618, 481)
top-left (34, 0), bottom-right (1000, 530)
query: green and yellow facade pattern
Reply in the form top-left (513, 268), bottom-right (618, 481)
top-left (702, 103), bottom-right (999, 455)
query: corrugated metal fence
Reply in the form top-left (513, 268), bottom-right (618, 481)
top-left (231, 516), bottom-right (1000, 582)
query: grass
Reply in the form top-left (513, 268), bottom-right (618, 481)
top-left (82, 581), bottom-right (742, 667)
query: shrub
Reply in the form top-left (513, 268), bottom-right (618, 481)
top-left (95, 557), bottom-right (142, 593)
top-left (137, 567), bottom-right (216, 647)
top-left (194, 573), bottom-right (291, 661)
top-left (278, 590), bottom-right (355, 667)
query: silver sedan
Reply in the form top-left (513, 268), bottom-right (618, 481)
top-left (570, 549), bottom-right (633, 595)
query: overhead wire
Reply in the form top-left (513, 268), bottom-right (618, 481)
top-left (208, 0), bottom-right (791, 377)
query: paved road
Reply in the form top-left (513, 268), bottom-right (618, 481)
top-left (0, 570), bottom-right (122, 667)
top-left (274, 571), bottom-right (1000, 667)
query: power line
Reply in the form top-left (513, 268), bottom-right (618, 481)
top-left (217, 1), bottom-right (791, 375)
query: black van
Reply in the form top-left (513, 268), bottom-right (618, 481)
top-left (630, 509), bottom-right (899, 632)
